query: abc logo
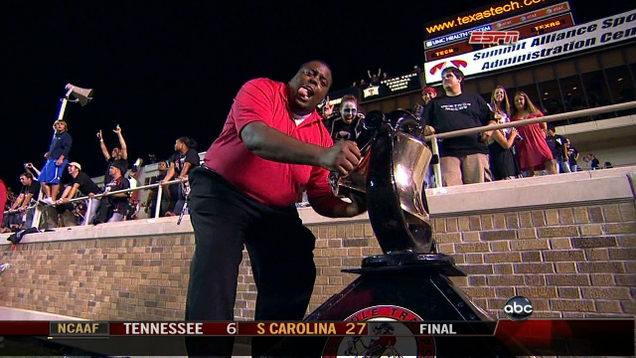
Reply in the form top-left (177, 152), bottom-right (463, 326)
top-left (503, 296), bottom-right (533, 321)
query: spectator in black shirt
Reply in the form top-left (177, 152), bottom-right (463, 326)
top-left (545, 127), bottom-right (569, 173)
top-left (145, 160), bottom-right (171, 217)
top-left (161, 137), bottom-right (200, 216)
top-left (7, 173), bottom-right (41, 229)
top-left (97, 124), bottom-right (129, 183)
top-left (92, 163), bottom-right (130, 224)
top-left (567, 143), bottom-right (580, 171)
top-left (422, 67), bottom-right (495, 186)
top-left (584, 153), bottom-right (601, 170)
top-left (57, 162), bottom-right (102, 225)
top-left (367, 68), bottom-right (382, 86)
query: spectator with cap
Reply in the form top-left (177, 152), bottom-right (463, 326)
top-left (421, 87), bottom-right (437, 106)
top-left (57, 162), bottom-right (102, 225)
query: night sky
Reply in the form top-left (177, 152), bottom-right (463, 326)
top-left (1, 1), bottom-right (632, 191)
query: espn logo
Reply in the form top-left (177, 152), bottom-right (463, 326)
top-left (468, 31), bottom-right (520, 45)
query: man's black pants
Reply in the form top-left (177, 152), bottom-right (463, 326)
top-left (185, 167), bottom-right (317, 357)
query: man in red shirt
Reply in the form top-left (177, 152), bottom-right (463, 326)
top-left (186, 60), bottom-right (365, 356)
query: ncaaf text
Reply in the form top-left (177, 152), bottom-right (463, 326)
top-left (50, 321), bottom-right (109, 336)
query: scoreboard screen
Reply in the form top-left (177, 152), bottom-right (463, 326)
top-left (424, 2), bottom-right (574, 63)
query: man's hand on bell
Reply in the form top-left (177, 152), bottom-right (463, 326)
top-left (320, 141), bottom-right (361, 176)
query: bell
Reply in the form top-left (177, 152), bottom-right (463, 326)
top-left (65, 83), bottom-right (94, 106)
top-left (330, 110), bottom-right (435, 254)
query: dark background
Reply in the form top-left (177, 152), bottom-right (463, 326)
top-left (1, 1), bottom-right (632, 190)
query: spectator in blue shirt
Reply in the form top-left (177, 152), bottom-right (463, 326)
top-left (40, 120), bottom-right (72, 203)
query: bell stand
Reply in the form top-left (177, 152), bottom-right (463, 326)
top-left (261, 253), bottom-right (508, 357)
top-left (263, 120), bottom-right (506, 357)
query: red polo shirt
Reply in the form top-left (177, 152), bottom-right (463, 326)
top-left (204, 78), bottom-right (334, 208)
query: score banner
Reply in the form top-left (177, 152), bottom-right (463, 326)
top-left (0, 321), bottom-right (499, 336)
top-left (0, 319), bottom-right (632, 356)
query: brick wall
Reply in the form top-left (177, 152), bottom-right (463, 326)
top-left (1, 201), bottom-right (634, 321)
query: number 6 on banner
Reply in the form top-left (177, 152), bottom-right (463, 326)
top-left (227, 322), bottom-right (238, 335)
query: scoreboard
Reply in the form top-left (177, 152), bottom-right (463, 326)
top-left (424, 1), bottom-right (575, 62)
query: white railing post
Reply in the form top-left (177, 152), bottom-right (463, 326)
top-left (430, 139), bottom-right (443, 189)
top-left (154, 184), bottom-right (163, 219)
top-left (31, 188), bottom-right (44, 229)
top-left (84, 199), bottom-right (93, 226)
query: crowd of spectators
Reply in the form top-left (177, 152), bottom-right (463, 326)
top-left (325, 65), bottom-right (615, 191)
top-left (1, 122), bottom-right (198, 235)
top-left (418, 67), bottom-right (613, 188)
top-left (1, 64), bottom-right (622, 233)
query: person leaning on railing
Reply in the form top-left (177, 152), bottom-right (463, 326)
top-left (56, 162), bottom-right (103, 226)
top-left (144, 160), bottom-right (171, 217)
top-left (4, 173), bottom-right (40, 230)
top-left (160, 137), bottom-right (200, 216)
top-left (1, 188), bottom-right (17, 233)
top-left (91, 163), bottom-right (130, 224)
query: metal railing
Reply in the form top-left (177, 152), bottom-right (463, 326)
top-left (3, 179), bottom-right (184, 231)
top-left (423, 101), bottom-right (636, 188)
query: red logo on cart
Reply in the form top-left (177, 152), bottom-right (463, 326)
top-left (322, 305), bottom-right (436, 358)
